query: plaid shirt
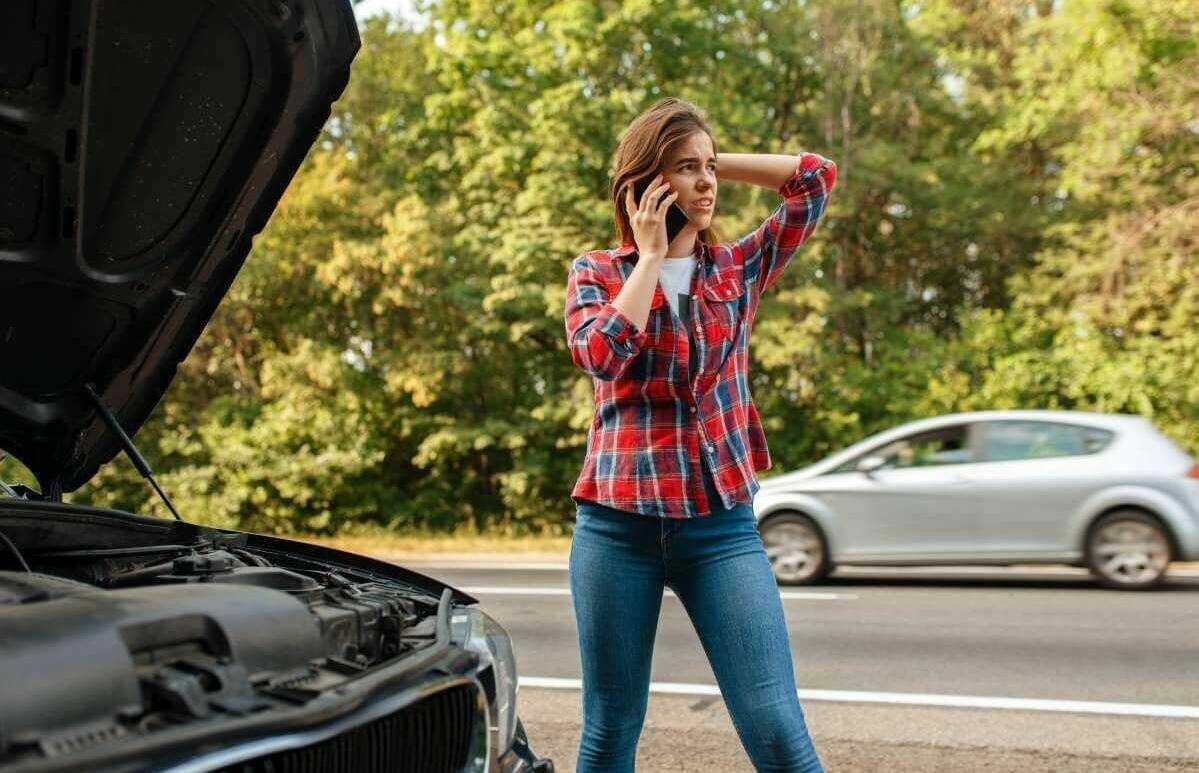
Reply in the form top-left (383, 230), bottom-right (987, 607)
top-left (565, 151), bottom-right (837, 518)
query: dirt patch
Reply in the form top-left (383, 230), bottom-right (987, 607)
top-left (525, 716), bottom-right (1198, 772)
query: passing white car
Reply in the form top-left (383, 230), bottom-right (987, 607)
top-left (754, 410), bottom-right (1199, 590)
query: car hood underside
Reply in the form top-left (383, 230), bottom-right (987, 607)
top-left (0, 0), bottom-right (358, 492)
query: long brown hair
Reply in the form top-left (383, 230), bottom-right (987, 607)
top-left (609, 97), bottom-right (720, 248)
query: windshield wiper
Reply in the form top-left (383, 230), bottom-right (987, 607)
top-left (84, 384), bottom-right (182, 521)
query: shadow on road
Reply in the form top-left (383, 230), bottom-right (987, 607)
top-left (813, 572), bottom-right (1199, 592)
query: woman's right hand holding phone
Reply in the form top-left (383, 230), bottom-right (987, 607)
top-left (610, 173), bottom-right (678, 331)
top-left (624, 173), bottom-right (678, 261)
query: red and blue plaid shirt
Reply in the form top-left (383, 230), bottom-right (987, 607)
top-left (565, 151), bottom-right (837, 518)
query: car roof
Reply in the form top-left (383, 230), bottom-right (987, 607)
top-left (803, 410), bottom-right (1155, 475)
top-left (887, 409), bottom-right (1148, 434)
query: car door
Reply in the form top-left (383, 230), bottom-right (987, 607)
top-left (814, 423), bottom-right (986, 558)
top-left (959, 420), bottom-right (1116, 555)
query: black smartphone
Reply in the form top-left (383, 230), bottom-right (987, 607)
top-left (631, 174), bottom-right (690, 244)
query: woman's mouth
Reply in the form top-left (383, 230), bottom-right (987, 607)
top-left (691, 198), bottom-right (714, 212)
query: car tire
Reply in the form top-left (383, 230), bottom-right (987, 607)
top-left (1085, 509), bottom-right (1172, 590)
top-left (759, 512), bottom-right (831, 586)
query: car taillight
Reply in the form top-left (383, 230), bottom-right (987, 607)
top-left (1188, 464), bottom-right (1199, 479)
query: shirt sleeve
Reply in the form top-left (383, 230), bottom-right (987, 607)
top-left (564, 253), bottom-right (649, 381)
top-left (731, 152), bottom-right (837, 303)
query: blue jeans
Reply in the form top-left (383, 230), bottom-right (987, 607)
top-left (568, 462), bottom-right (824, 773)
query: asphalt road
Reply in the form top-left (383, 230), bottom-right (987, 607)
top-left (393, 560), bottom-right (1199, 771)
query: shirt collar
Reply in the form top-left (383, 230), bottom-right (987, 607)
top-left (615, 240), bottom-right (710, 263)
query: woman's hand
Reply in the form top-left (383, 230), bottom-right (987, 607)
top-left (624, 173), bottom-right (678, 260)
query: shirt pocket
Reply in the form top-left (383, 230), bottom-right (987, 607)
top-left (701, 276), bottom-right (746, 344)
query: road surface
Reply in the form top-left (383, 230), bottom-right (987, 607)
top-left (386, 559), bottom-right (1199, 771)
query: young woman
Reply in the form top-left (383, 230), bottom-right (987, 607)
top-left (563, 97), bottom-right (837, 772)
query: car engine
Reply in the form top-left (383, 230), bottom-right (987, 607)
top-left (0, 541), bottom-right (448, 766)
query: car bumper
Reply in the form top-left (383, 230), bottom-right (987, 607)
top-left (496, 718), bottom-right (554, 772)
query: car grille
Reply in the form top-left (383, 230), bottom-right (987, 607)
top-left (214, 683), bottom-right (481, 773)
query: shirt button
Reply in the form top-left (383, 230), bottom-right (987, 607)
top-left (706, 444), bottom-right (715, 453)
top-left (690, 406), bottom-right (697, 414)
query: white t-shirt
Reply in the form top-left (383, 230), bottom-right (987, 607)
top-left (657, 253), bottom-right (695, 319)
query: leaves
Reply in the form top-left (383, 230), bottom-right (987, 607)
top-left (60, 0), bottom-right (1198, 534)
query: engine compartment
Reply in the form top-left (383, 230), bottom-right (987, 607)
top-left (0, 528), bottom-right (453, 767)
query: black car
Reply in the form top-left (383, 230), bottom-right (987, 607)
top-left (0, 1), bottom-right (552, 771)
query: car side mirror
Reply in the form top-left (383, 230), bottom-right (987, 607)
top-left (856, 456), bottom-right (887, 475)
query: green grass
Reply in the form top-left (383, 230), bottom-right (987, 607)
top-left (299, 530), bottom-right (571, 557)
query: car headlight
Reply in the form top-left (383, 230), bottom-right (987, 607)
top-left (452, 608), bottom-right (519, 757)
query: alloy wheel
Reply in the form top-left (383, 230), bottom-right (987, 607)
top-left (1088, 515), bottom-right (1170, 589)
top-left (761, 516), bottom-right (827, 584)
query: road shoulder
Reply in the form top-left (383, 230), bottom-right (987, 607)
top-left (518, 687), bottom-right (1199, 772)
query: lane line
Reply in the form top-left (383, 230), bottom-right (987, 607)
top-left (459, 586), bottom-right (855, 601)
top-left (382, 560), bottom-right (1199, 578)
top-left (517, 676), bottom-right (1199, 719)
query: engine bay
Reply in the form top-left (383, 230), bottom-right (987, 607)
top-left (0, 521), bottom-right (454, 767)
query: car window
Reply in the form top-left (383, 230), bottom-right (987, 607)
top-left (979, 421), bottom-right (1114, 461)
top-left (832, 425), bottom-right (973, 472)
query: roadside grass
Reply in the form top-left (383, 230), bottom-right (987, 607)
top-left (293, 529), bottom-right (1197, 570)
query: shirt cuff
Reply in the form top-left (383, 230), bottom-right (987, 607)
top-left (778, 152), bottom-right (837, 198)
top-left (596, 303), bottom-right (649, 350)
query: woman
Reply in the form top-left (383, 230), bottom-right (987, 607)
top-left (563, 97), bottom-right (837, 773)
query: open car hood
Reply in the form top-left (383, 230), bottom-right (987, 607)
top-left (0, 0), bottom-right (359, 492)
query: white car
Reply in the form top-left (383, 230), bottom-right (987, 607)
top-left (754, 410), bottom-right (1199, 589)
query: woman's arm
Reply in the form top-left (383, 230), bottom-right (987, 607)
top-left (610, 176), bottom-right (674, 330)
top-left (715, 153), bottom-right (804, 190)
top-left (565, 255), bottom-right (650, 381)
top-left (610, 252), bottom-right (664, 332)
top-left (723, 152), bottom-right (838, 302)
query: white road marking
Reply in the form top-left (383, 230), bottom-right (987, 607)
top-left (391, 561), bottom-right (1199, 578)
top-left (836, 565), bottom-right (1199, 578)
top-left (517, 676), bottom-right (1199, 719)
top-left (459, 586), bottom-right (854, 600)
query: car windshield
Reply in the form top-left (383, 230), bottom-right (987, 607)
top-left (832, 425), bottom-right (972, 473)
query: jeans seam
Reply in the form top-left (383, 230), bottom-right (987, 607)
top-left (660, 518), bottom-right (669, 585)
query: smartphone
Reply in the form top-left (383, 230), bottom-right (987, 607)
top-left (631, 174), bottom-right (690, 244)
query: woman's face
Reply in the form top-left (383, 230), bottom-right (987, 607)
top-left (661, 131), bottom-right (717, 232)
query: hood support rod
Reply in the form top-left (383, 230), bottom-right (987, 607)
top-left (84, 384), bottom-right (182, 521)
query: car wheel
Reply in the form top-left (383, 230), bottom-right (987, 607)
top-left (1085, 510), bottom-right (1172, 590)
top-left (759, 512), bottom-right (830, 586)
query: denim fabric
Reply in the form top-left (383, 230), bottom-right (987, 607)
top-left (569, 461), bottom-right (824, 772)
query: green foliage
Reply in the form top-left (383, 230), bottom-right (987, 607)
top-left (65, 0), bottom-right (1198, 533)
top-left (930, 0), bottom-right (1199, 453)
